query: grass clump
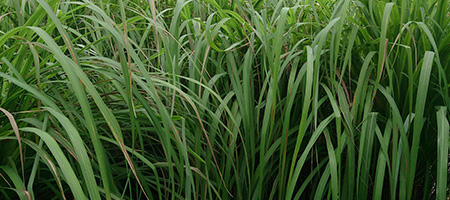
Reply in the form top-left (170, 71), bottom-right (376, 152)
top-left (0, 0), bottom-right (449, 199)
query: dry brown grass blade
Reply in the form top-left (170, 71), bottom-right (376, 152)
top-left (0, 107), bottom-right (25, 189)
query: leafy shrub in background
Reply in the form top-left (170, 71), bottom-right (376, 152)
top-left (0, 0), bottom-right (449, 199)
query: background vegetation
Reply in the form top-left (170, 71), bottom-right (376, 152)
top-left (0, 0), bottom-right (449, 199)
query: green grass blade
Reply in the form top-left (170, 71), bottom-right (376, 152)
top-left (436, 107), bottom-right (449, 200)
top-left (21, 127), bottom-right (87, 200)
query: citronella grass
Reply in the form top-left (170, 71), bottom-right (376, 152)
top-left (0, 0), bottom-right (449, 199)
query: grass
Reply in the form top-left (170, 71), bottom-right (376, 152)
top-left (0, 0), bottom-right (449, 199)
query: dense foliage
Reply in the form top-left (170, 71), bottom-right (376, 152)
top-left (0, 0), bottom-right (449, 199)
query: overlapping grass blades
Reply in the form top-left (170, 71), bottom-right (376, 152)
top-left (0, 0), bottom-right (449, 199)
